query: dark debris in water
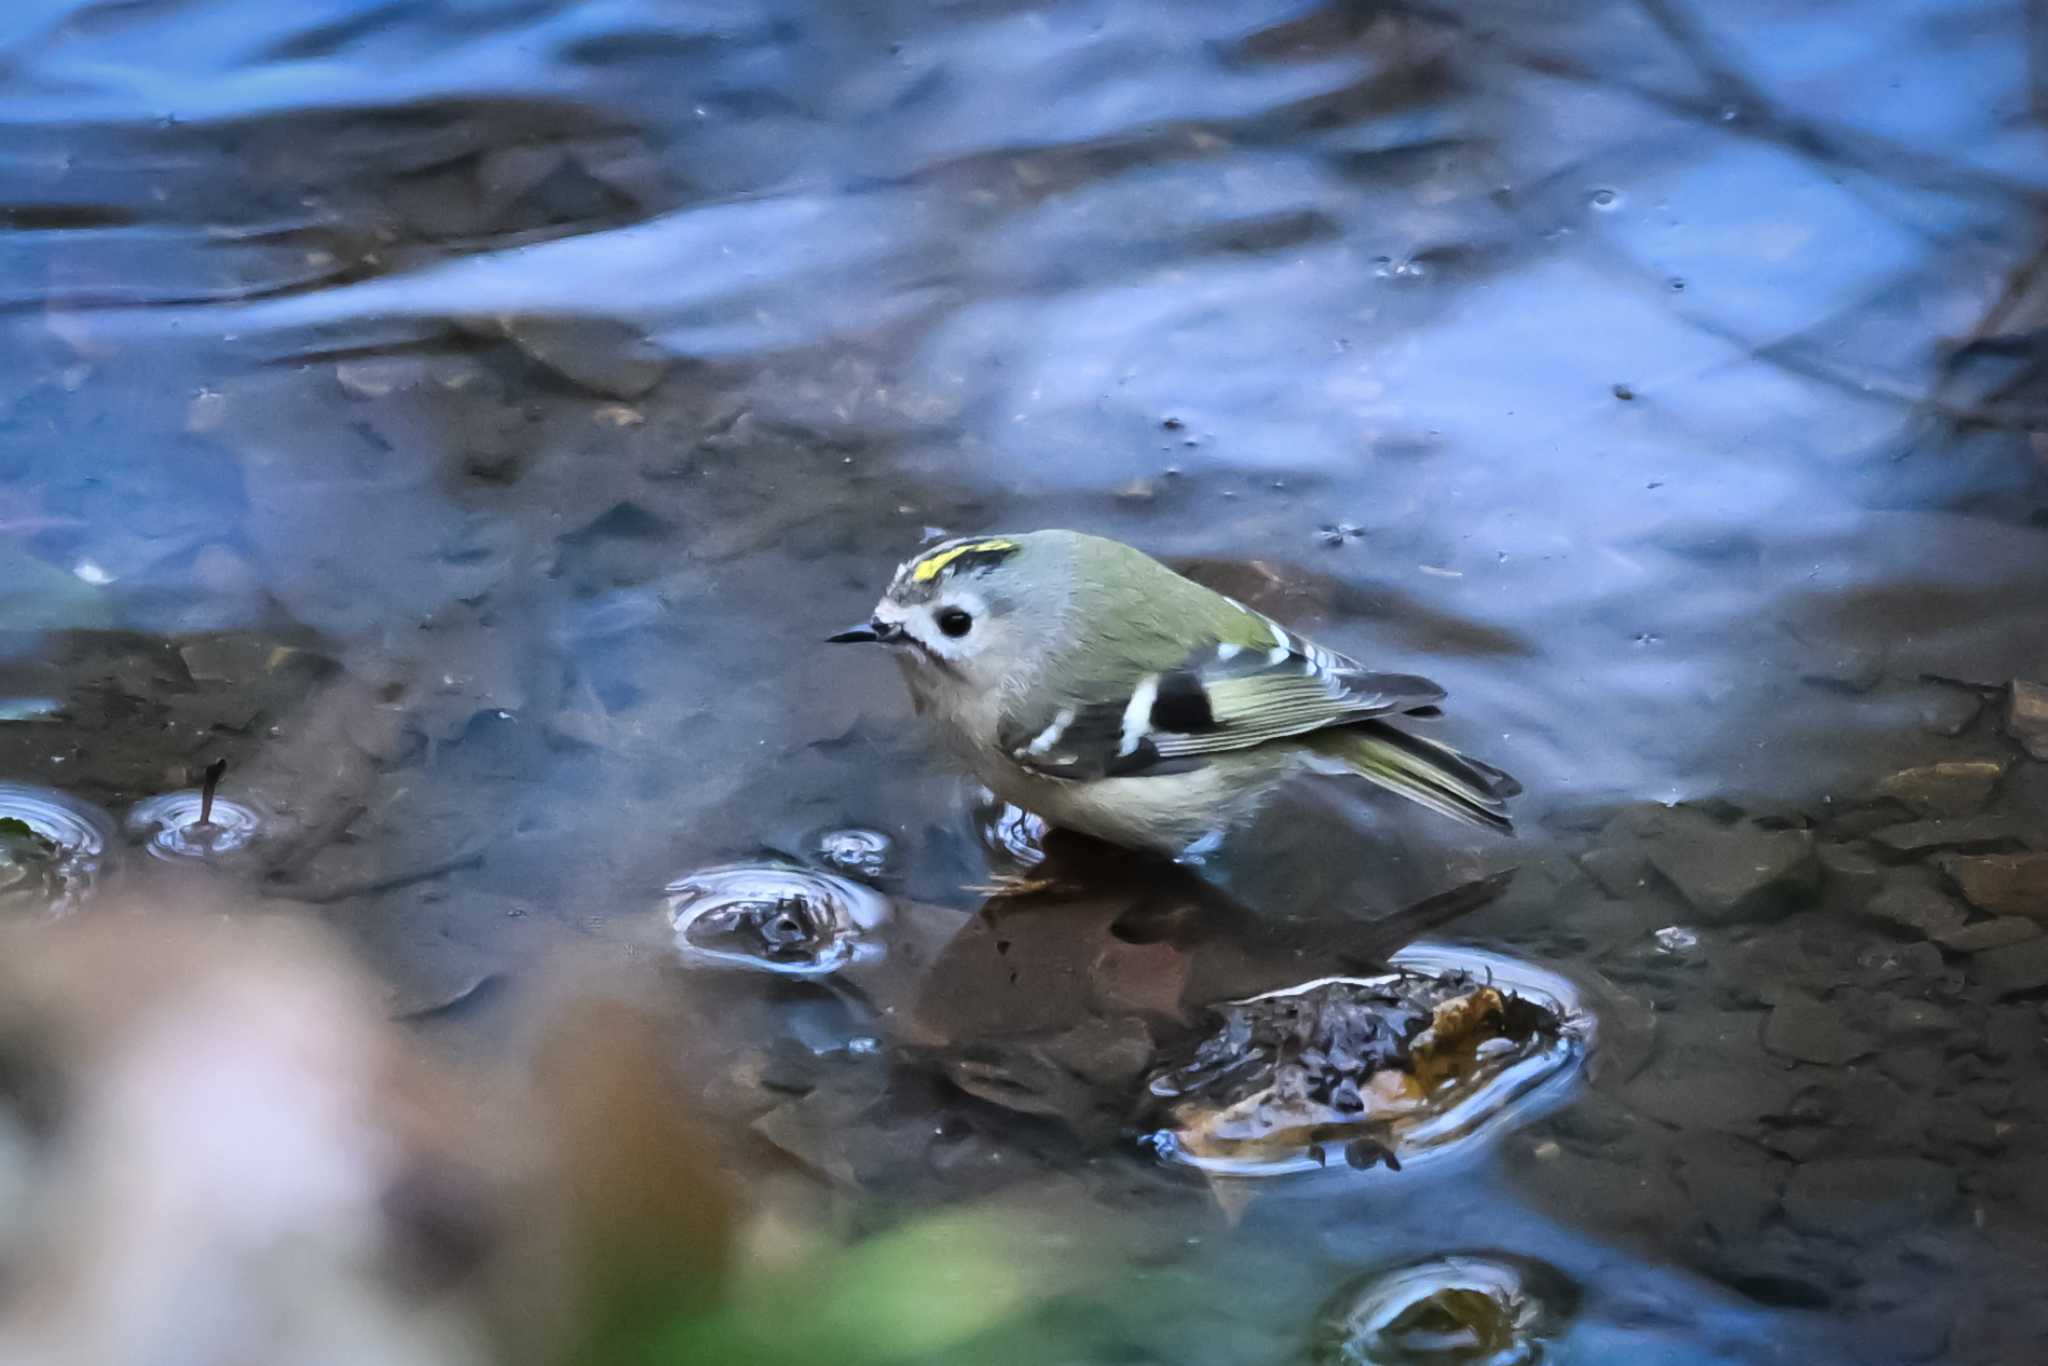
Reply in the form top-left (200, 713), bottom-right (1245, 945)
top-left (1141, 967), bottom-right (1569, 1173)
top-left (0, 816), bottom-right (66, 912)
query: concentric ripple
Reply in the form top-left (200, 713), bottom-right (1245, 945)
top-left (125, 790), bottom-right (268, 861)
top-left (665, 863), bottom-right (891, 976)
top-left (0, 783), bottom-right (118, 914)
top-left (813, 827), bottom-right (896, 882)
top-left (1141, 945), bottom-right (1591, 1176)
top-left (1314, 1253), bottom-right (1576, 1366)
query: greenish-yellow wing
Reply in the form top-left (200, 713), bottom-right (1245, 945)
top-left (998, 612), bottom-right (1445, 780)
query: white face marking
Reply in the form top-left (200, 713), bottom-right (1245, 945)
top-left (1026, 706), bottom-right (1076, 756)
top-left (1265, 623), bottom-right (1292, 665)
top-left (874, 587), bottom-right (991, 664)
top-left (1118, 674), bottom-right (1160, 757)
top-left (1215, 642), bottom-right (1241, 661)
top-left (1266, 644), bottom-right (1291, 665)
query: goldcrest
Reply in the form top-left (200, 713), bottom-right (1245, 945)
top-left (829, 530), bottom-right (1517, 857)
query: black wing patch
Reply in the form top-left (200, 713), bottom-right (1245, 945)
top-left (996, 691), bottom-right (1210, 780)
top-left (999, 632), bottom-right (1445, 782)
top-left (1149, 669), bottom-right (1218, 733)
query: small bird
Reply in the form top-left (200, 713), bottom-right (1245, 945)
top-left (828, 530), bottom-right (1519, 858)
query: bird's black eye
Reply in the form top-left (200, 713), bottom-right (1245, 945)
top-left (936, 607), bottom-right (973, 638)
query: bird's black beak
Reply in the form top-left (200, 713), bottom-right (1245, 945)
top-left (827, 620), bottom-right (889, 644)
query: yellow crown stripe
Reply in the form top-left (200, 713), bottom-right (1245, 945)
top-left (909, 538), bottom-right (1018, 583)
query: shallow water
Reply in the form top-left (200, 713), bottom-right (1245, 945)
top-left (2, 0), bottom-right (2046, 1360)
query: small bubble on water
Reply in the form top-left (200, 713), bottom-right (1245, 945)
top-left (1588, 187), bottom-right (1620, 211)
top-left (126, 790), bottom-right (267, 863)
top-left (666, 863), bottom-right (890, 976)
top-left (815, 827), bottom-right (895, 881)
top-left (1315, 1253), bottom-right (1575, 1366)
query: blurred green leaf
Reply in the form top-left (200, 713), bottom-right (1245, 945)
top-left (596, 1206), bottom-right (1082, 1366)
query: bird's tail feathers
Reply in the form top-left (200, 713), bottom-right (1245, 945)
top-left (1304, 721), bottom-right (1518, 834)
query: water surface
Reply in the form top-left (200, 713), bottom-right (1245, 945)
top-left (2, 0), bottom-right (2045, 1361)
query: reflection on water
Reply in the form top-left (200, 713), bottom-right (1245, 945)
top-left (968, 788), bottom-right (1053, 870)
top-left (1, 0), bottom-right (2045, 1360)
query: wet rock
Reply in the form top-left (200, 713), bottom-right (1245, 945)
top-left (1781, 1157), bottom-right (1957, 1238)
top-left (1978, 1007), bottom-right (2042, 1062)
top-left (1877, 760), bottom-right (2007, 818)
top-left (334, 357), bottom-right (420, 400)
top-left (1848, 1306), bottom-right (1951, 1364)
top-left (1857, 883), bottom-right (1969, 939)
top-left (475, 144), bottom-right (573, 225)
top-left (1939, 852), bottom-right (2048, 920)
top-left (1933, 917), bottom-right (2040, 954)
top-left (1627, 1067), bottom-right (1794, 1136)
top-left (1870, 812), bottom-right (2029, 855)
top-left (1816, 843), bottom-right (1886, 914)
top-left (1973, 938), bottom-right (2048, 997)
top-left (1918, 690), bottom-right (1982, 737)
top-left (1763, 993), bottom-right (1870, 1065)
top-left (1825, 803), bottom-right (1912, 840)
top-left (946, 1031), bottom-right (1141, 1137)
top-left (1927, 1108), bottom-right (2004, 1153)
top-left (1512, 1132), bottom-right (1690, 1237)
top-left (2007, 679), bottom-right (2048, 759)
top-left (1673, 1134), bottom-right (1788, 1245)
top-left (1883, 999), bottom-right (1958, 1043)
top-left (750, 1092), bottom-right (861, 1187)
top-left (495, 315), bottom-right (669, 399)
top-left (385, 968), bottom-right (504, 1022)
top-left (1878, 1047), bottom-right (1943, 1092)
top-left (1643, 811), bottom-right (1816, 924)
top-left (1577, 845), bottom-right (1651, 898)
top-left (176, 634), bottom-right (325, 685)
top-left (1034, 1014), bottom-right (1157, 1093)
top-left (1801, 646), bottom-right (1884, 694)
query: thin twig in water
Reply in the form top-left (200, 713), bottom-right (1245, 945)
top-left (198, 757), bottom-right (227, 826)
